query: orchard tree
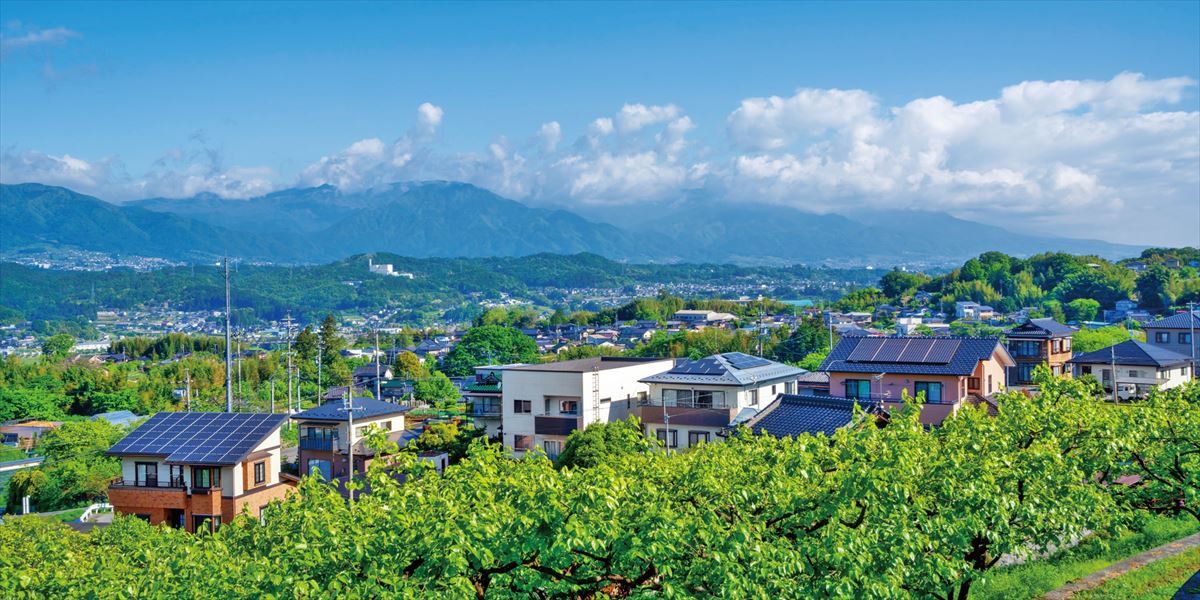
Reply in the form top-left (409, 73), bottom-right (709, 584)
top-left (554, 417), bottom-right (655, 469)
top-left (413, 371), bottom-right (459, 408)
top-left (41, 334), bottom-right (75, 359)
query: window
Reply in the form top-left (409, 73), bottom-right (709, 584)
top-left (513, 435), bottom-right (534, 451)
top-left (1156, 332), bottom-right (1170, 343)
top-left (1051, 339), bottom-right (1061, 353)
top-left (1017, 364), bottom-right (1037, 383)
top-left (688, 431), bottom-right (710, 446)
top-left (967, 377), bottom-right (981, 390)
top-left (785, 381), bottom-right (795, 394)
top-left (379, 421), bottom-right (392, 431)
top-left (662, 389), bottom-right (726, 408)
top-left (1063, 338), bottom-right (1072, 352)
top-left (749, 389), bottom-right (759, 405)
top-left (135, 461), bottom-right (158, 487)
top-left (193, 515), bottom-right (221, 533)
top-left (844, 379), bottom-right (871, 399)
top-left (914, 381), bottom-right (944, 403)
top-left (987, 375), bottom-right (993, 393)
top-left (306, 459), bottom-right (332, 480)
top-left (514, 399), bottom-right (531, 414)
top-left (543, 440), bottom-right (561, 457)
top-left (771, 385), bottom-right (777, 396)
top-left (560, 400), bottom-right (579, 415)
top-left (1128, 370), bottom-right (1139, 378)
top-left (191, 466), bottom-right (221, 490)
top-left (1010, 340), bottom-right (1040, 357)
top-left (656, 428), bottom-right (678, 449)
top-left (1181, 333), bottom-right (1193, 344)
top-left (253, 461), bottom-right (266, 485)
top-left (169, 465), bottom-right (185, 487)
top-left (600, 397), bottom-right (611, 404)
top-left (1081, 365), bottom-right (1092, 375)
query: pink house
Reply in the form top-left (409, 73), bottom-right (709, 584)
top-left (819, 336), bottom-right (1014, 426)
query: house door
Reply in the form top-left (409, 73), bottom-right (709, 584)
top-left (167, 509), bottom-right (185, 529)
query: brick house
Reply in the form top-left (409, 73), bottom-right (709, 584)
top-left (106, 412), bottom-right (293, 532)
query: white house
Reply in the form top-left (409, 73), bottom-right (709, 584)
top-left (1066, 340), bottom-right (1193, 400)
top-left (500, 357), bottom-right (674, 458)
top-left (636, 352), bottom-right (806, 450)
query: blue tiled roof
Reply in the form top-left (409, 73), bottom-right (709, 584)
top-left (819, 336), bottom-right (1005, 376)
top-left (1067, 340), bottom-right (1192, 368)
top-left (748, 394), bottom-right (884, 438)
top-left (640, 352), bottom-right (805, 386)
top-left (292, 397), bottom-right (410, 422)
top-left (1145, 311), bottom-right (1200, 330)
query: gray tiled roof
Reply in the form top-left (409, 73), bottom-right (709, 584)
top-left (748, 394), bottom-right (884, 438)
top-left (1007, 318), bottom-right (1076, 338)
top-left (640, 352), bottom-right (805, 386)
top-left (819, 336), bottom-right (1006, 376)
top-left (1145, 311), bottom-right (1200, 330)
top-left (292, 397), bottom-right (410, 422)
top-left (1067, 340), bottom-right (1192, 368)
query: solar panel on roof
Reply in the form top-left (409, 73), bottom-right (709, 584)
top-left (872, 339), bottom-right (907, 362)
top-left (923, 340), bottom-right (961, 364)
top-left (847, 338), bottom-right (886, 362)
top-left (108, 412), bottom-right (286, 466)
top-left (724, 353), bottom-right (771, 370)
top-left (897, 338), bottom-right (936, 363)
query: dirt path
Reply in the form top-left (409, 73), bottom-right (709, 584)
top-left (1041, 532), bottom-right (1200, 599)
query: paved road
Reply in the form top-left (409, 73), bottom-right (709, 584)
top-left (1043, 532), bottom-right (1200, 599)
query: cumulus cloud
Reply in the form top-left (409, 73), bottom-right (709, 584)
top-left (727, 88), bottom-right (878, 150)
top-left (615, 103), bottom-right (681, 134)
top-left (537, 121), bottom-right (562, 153)
top-left (297, 102), bottom-right (445, 190)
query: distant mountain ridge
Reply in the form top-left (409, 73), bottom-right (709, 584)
top-left (0, 181), bottom-right (1142, 264)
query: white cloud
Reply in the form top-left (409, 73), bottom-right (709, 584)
top-left (297, 102), bottom-right (445, 190)
top-left (615, 103), bottom-right (681, 134)
top-left (727, 88), bottom-right (878, 150)
top-left (0, 26), bottom-right (80, 55)
top-left (537, 121), bottom-right (562, 153)
top-left (0, 150), bottom-right (121, 195)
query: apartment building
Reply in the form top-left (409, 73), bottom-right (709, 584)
top-left (500, 357), bottom-right (674, 458)
top-left (1005, 318), bottom-right (1076, 385)
top-left (819, 336), bottom-right (1014, 426)
top-left (636, 352), bottom-right (805, 450)
top-left (463, 365), bottom-right (507, 439)
top-left (292, 397), bottom-right (411, 480)
top-left (106, 412), bottom-right (292, 532)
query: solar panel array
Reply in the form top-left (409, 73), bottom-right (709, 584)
top-left (670, 357), bottom-right (727, 375)
top-left (723, 352), bottom-right (772, 370)
top-left (108, 412), bottom-right (287, 466)
top-left (846, 338), bottom-right (961, 365)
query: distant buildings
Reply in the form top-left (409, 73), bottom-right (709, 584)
top-left (367, 258), bottom-right (414, 278)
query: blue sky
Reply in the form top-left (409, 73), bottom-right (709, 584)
top-left (2, 1), bottom-right (1198, 245)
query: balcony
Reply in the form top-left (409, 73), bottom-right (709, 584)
top-left (468, 403), bottom-right (502, 418)
top-left (110, 476), bottom-right (186, 489)
top-left (641, 397), bottom-right (734, 410)
top-left (299, 437), bottom-right (335, 451)
top-left (534, 416), bottom-right (579, 436)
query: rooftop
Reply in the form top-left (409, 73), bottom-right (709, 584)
top-left (107, 412), bottom-right (288, 466)
top-left (641, 352), bottom-right (805, 386)
top-left (745, 394), bottom-right (885, 439)
top-left (1145, 310), bottom-right (1200, 330)
top-left (1067, 339), bottom-right (1192, 368)
top-left (1007, 318), bottom-right (1077, 338)
top-left (820, 336), bottom-right (1009, 376)
top-left (292, 397), bottom-right (411, 422)
top-left (506, 356), bottom-right (670, 373)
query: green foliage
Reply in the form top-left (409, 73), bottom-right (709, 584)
top-left (773, 317), bottom-right (833, 363)
top-left (1109, 382), bottom-right (1200, 522)
top-left (392, 351), bottom-right (426, 381)
top-left (0, 387), bottom-right (69, 422)
top-left (412, 422), bottom-right (484, 463)
top-left (1072, 326), bottom-right (1136, 353)
top-left (110, 333), bottom-right (224, 360)
top-left (948, 321), bottom-right (1005, 337)
top-left (441, 325), bottom-right (539, 376)
top-left (6, 420), bottom-right (125, 512)
top-left (40, 334), bottom-right (75, 358)
top-left (554, 417), bottom-right (655, 470)
top-left (1135, 264), bottom-right (1179, 311)
top-left (835, 287), bottom-right (886, 312)
top-left (412, 371), bottom-right (460, 408)
top-left (1065, 298), bottom-right (1101, 322)
top-left (879, 269), bottom-right (931, 300)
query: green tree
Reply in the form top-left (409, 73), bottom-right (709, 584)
top-left (1136, 264), bottom-right (1177, 311)
top-left (554, 417), bottom-right (655, 469)
top-left (318, 314), bottom-right (343, 365)
top-left (392, 351), bottom-right (426, 381)
top-left (440, 326), bottom-right (539, 376)
top-left (1073, 325), bottom-right (1135, 353)
top-left (1065, 298), bottom-right (1101, 322)
top-left (294, 326), bottom-right (317, 363)
top-left (6, 420), bottom-right (125, 512)
top-left (412, 371), bottom-right (459, 408)
top-left (40, 334), bottom-right (75, 359)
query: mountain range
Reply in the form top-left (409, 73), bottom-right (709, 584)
top-left (0, 181), bottom-right (1142, 265)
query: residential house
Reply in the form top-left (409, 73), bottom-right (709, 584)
top-left (1005, 318), bottom-right (1077, 386)
top-left (818, 336), bottom-right (1014, 426)
top-left (500, 357), bottom-right (674, 458)
top-left (106, 412), bottom-right (292, 532)
top-left (1067, 340), bottom-right (1193, 400)
top-left (462, 366), bottom-right (507, 439)
top-left (794, 371), bottom-right (831, 396)
top-left (292, 397), bottom-right (411, 480)
top-left (0, 420), bottom-right (62, 450)
top-left (742, 394), bottom-right (887, 439)
top-left (1144, 311), bottom-right (1199, 365)
top-left (636, 353), bottom-right (806, 450)
top-left (90, 410), bottom-right (142, 428)
top-left (352, 364), bottom-right (393, 389)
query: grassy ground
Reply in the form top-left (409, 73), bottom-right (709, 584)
top-left (972, 514), bottom-right (1200, 600)
top-left (52, 507), bottom-right (87, 522)
top-left (1072, 547), bottom-right (1200, 600)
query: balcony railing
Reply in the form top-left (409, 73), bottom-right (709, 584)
top-left (111, 476), bottom-right (186, 489)
top-left (641, 397), bottom-right (734, 410)
top-left (299, 437), bottom-right (335, 451)
top-left (468, 404), bottom-right (502, 417)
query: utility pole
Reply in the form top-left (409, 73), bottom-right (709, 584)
top-left (236, 331), bottom-right (243, 411)
top-left (340, 388), bottom-right (357, 504)
top-left (374, 330), bottom-right (382, 401)
top-left (270, 379), bottom-right (276, 414)
top-left (1189, 301), bottom-right (1197, 374)
top-left (284, 313), bottom-right (294, 413)
top-left (317, 336), bottom-right (324, 407)
top-left (184, 368), bottom-right (191, 412)
top-left (224, 257), bottom-right (233, 412)
top-left (1110, 342), bottom-right (1118, 404)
